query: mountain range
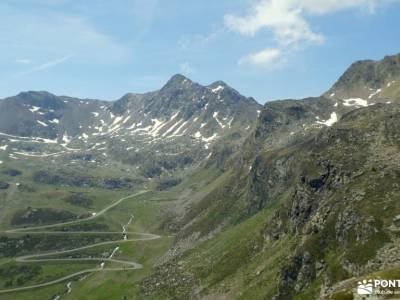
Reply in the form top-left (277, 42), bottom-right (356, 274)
top-left (0, 74), bottom-right (260, 178)
top-left (0, 53), bottom-right (399, 299)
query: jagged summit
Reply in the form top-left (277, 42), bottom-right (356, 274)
top-left (208, 80), bottom-right (228, 88)
top-left (14, 91), bottom-right (60, 103)
top-left (161, 74), bottom-right (194, 91)
top-left (207, 80), bottom-right (244, 100)
top-left (0, 71), bottom-right (261, 170)
top-left (16, 90), bottom-right (56, 97)
top-left (9, 90), bottom-right (65, 110)
top-left (161, 75), bottom-right (240, 98)
top-left (325, 52), bottom-right (400, 101)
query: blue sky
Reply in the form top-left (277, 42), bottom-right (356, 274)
top-left (0, 0), bottom-right (399, 103)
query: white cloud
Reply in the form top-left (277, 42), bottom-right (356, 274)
top-left (292, 0), bottom-right (385, 15)
top-left (239, 48), bottom-right (282, 67)
top-left (16, 55), bottom-right (73, 77)
top-left (225, 0), bottom-right (324, 46)
top-left (15, 59), bottom-right (32, 64)
top-left (0, 4), bottom-right (129, 68)
top-left (178, 27), bottom-right (225, 50)
top-left (179, 62), bottom-right (196, 75)
top-left (225, 0), bottom-right (398, 66)
top-left (225, 0), bottom-right (395, 44)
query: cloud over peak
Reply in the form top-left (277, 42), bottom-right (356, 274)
top-left (179, 62), bottom-right (196, 76)
top-left (225, 0), bottom-right (397, 66)
top-left (239, 48), bottom-right (282, 67)
top-left (224, 0), bottom-right (323, 46)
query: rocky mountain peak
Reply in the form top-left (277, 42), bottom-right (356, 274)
top-left (16, 91), bottom-right (59, 101)
top-left (161, 74), bottom-right (193, 91)
top-left (208, 80), bottom-right (236, 94)
top-left (8, 91), bottom-right (65, 110)
top-left (208, 80), bottom-right (228, 89)
top-left (325, 53), bottom-right (400, 101)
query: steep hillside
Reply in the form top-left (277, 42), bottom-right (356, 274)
top-left (172, 54), bottom-right (400, 238)
top-left (142, 54), bottom-right (400, 300)
top-left (325, 53), bottom-right (400, 103)
top-left (143, 102), bottom-right (400, 300)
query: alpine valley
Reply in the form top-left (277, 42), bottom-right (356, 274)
top-left (0, 53), bottom-right (400, 300)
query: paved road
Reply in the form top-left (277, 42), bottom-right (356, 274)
top-left (0, 266), bottom-right (141, 294)
top-left (0, 190), bottom-right (161, 294)
top-left (5, 191), bottom-right (148, 233)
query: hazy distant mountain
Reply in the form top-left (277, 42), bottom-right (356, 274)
top-left (0, 75), bottom-right (260, 177)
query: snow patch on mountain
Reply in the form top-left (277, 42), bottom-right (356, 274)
top-left (162, 120), bottom-right (182, 137)
top-left (387, 80), bottom-right (395, 87)
top-left (112, 116), bottom-right (123, 126)
top-left (149, 119), bottom-right (167, 137)
top-left (37, 120), bottom-right (48, 127)
top-left (368, 89), bottom-right (381, 99)
top-left (203, 133), bottom-right (218, 142)
top-left (213, 112), bottom-right (225, 128)
top-left (194, 131), bottom-right (202, 139)
top-left (342, 98), bottom-right (368, 107)
top-left (227, 117), bottom-right (234, 128)
top-left (172, 120), bottom-right (188, 136)
top-left (122, 116), bottom-right (131, 124)
top-left (211, 85), bottom-right (224, 93)
top-left (29, 106), bottom-right (40, 113)
top-left (62, 133), bottom-right (71, 144)
top-left (316, 112), bottom-right (338, 127)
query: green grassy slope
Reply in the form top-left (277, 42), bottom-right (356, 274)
top-left (141, 103), bottom-right (400, 300)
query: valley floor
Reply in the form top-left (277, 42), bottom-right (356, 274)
top-left (0, 184), bottom-right (174, 300)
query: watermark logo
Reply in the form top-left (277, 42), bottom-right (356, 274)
top-left (356, 279), bottom-right (400, 296)
top-left (357, 279), bottom-right (373, 295)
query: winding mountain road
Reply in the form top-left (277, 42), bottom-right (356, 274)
top-left (0, 190), bottom-right (161, 295)
top-left (5, 191), bottom-right (148, 234)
